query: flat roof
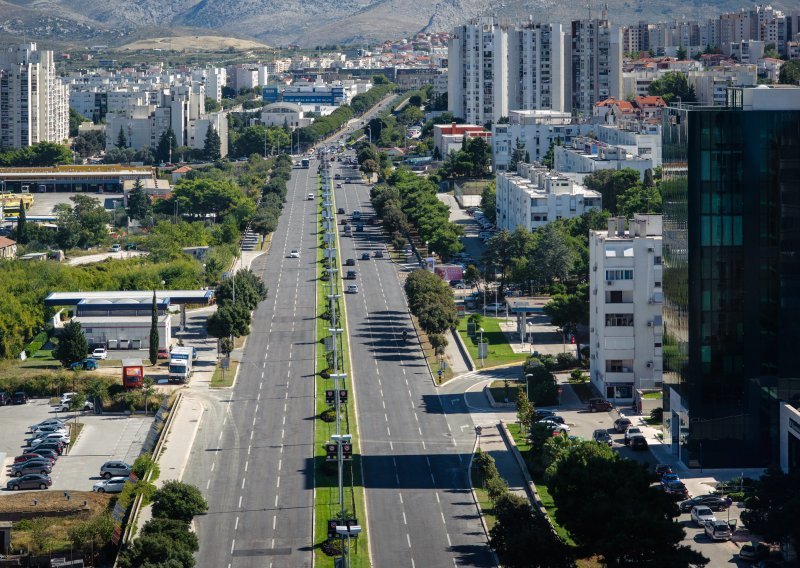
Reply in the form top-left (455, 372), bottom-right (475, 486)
top-left (506, 297), bottom-right (549, 313)
top-left (74, 314), bottom-right (171, 324)
top-left (45, 290), bottom-right (214, 307)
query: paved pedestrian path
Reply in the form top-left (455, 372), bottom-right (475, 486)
top-left (477, 424), bottom-right (529, 502)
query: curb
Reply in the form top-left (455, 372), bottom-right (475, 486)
top-left (468, 436), bottom-right (500, 568)
top-left (450, 327), bottom-right (475, 372)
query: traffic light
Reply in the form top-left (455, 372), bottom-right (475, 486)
top-left (339, 389), bottom-right (348, 403)
top-left (342, 442), bottom-right (353, 460)
top-left (325, 443), bottom-right (337, 461)
top-left (325, 390), bottom-right (335, 405)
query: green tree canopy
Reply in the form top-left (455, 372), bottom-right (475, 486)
top-left (203, 125), bottom-right (222, 161)
top-left (583, 168), bottom-right (642, 215)
top-left (54, 194), bottom-right (111, 249)
top-left (151, 481), bottom-right (208, 522)
top-left (779, 60), bottom-right (800, 85)
top-left (155, 128), bottom-right (178, 163)
top-left (54, 321), bottom-right (88, 367)
top-left (647, 71), bottom-right (697, 104)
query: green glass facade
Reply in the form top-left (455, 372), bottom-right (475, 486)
top-left (662, 93), bottom-right (800, 468)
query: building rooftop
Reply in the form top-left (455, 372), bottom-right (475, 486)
top-left (45, 290), bottom-right (214, 307)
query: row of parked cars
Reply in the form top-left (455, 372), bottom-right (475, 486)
top-left (0, 391), bottom-right (29, 405)
top-left (6, 417), bottom-right (71, 490)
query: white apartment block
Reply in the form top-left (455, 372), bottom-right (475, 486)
top-left (596, 123), bottom-right (662, 167)
top-left (0, 43), bottom-right (68, 149)
top-left (688, 65), bottom-right (757, 105)
top-left (507, 22), bottom-right (566, 112)
top-left (554, 136), bottom-right (654, 181)
top-left (491, 109), bottom-right (591, 172)
top-left (589, 215), bottom-right (663, 402)
top-left (448, 18), bottom-right (509, 124)
top-left (570, 17), bottom-right (623, 117)
top-left (495, 162), bottom-right (601, 231)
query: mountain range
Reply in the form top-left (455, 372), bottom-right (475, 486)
top-left (0, 0), bottom-right (792, 48)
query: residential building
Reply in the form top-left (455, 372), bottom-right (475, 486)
top-left (554, 135), bottom-right (654, 181)
top-left (448, 18), bottom-right (509, 124)
top-left (0, 43), bottom-right (69, 149)
top-left (570, 16), bottom-right (623, 117)
top-left (661, 85), bottom-right (800, 468)
top-left (491, 109), bottom-right (591, 172)
top-left (495, 162), bottom-right (601, 231)
top-left (589, 215), bottom-right (663, 403)
top-left (729, 39), bottom-right (765, 62)
top-left (432, 123), bottom-right (491, 157)
top-left (687, 65), bottom-right (757, 105)
top-left (507, 22), bottom-right (566, 113)
top-left (0, 236), bottom-right (17, 259)
top-left (260, 102), bottom-right (312, 130)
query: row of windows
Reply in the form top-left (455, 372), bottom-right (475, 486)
top-left (606, 269), bottom-right (633, 280)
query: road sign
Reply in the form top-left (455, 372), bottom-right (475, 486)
top-left (342, 443), bottom-right (353, 459)
top-left (325, 443), bottom-right (338, 461)
top-left (478, 342), bottom-right (488, 359)
top-left (325, 390), bottom-right (335, 405)
top-left (339, 389), bottom-right (348, 403)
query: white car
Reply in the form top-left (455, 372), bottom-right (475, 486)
top-left (91, 347), bottom-right (107, 360)
top-left (307, 193), bottom-right (315, 200)
top-left (30, 419), bottom-right (66, 432)
top-left (55, 400), bottom-right (94, 413)
top-left (485, 302), bottom-right (505, 313)
top-left (704, 520), bottom-right (732, 541)
top-left (110, 244), bottom-right (121, 253)
top-left (92, 477), bottom-right (128, 494)
top-left (30, 433), bottom-right (69, 448)
top-left (538, 420), bottom-right (570, 433)
top-left (289, 250), bottom-right (301, 258)
top-left (346, 284), bottom-right (359, 294)
top-left (690, 505), bottom-right (716, 527)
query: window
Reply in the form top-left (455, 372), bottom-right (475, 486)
top-left (605, 269), bottom-right (633, 280)
top-left (605, 314), bottom-right (634, 327)
top-left (654, 256), bottom-right (662, 265)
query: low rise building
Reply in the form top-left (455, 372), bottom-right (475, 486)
top-left (433, 123), bottom-right (491, 157)
top-left (589, 215), bottom-right (663, 404)
top-left (260, 102), bottom-right (313, 130)
top-left (554, 136), bottom-right (654, 181)
top-left (495, 163), bottom-right (602, 231)
top-left (0, 236), bottom-right (17, 259)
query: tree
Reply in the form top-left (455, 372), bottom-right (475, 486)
top-left (480, 182), bottom-right (496, 224)
top-left (204, 96), bottom-right (221, 113)
top-left (508, 138), bottom-right (526, 171)
top-left (417, 295), bottom-right (458, 335)
top-left (116, 126), bottom-right (128, 149)
top-left (69, 108), bottom-right (85, 137)
top-left (69, 512), bottom-right (114, 555)
top-left (582, 168), bottom-right (641, 215)
top-left (214, 269), bottom-right (268, 310)
top-left (543, 283), bottom-right (589, 339)
top-left (54, 194), bottom-right (112, 249)
top-left (156, 128), bottom-right (178, 163)
top-left (85, 378), bottom-right (109, 410)
top-left (516, 386), bottom-right (534, 435)
top-left (127, 178), bottom-right (150, 221)
top-left (54, 321), bottom-right (88, 367)
top-left (203, 125), bottom-right (222, 161)
top-left (617, 182), bottom-right (663, 218)
top-left (118, 533), bottom-right (196, 568)
top-left (489, 493), bottom-right (574, 568)
top-left (527, 224), bottom-right (575, 291)
top-left (429, 333), bottom-right (448, 362)
top-left (779, 60), bottom-right (800, 85)
top-left (676, 46), bottom-right (687, 61)
top-left (206, 303), bottom-right (251, 340)
top-left (140, 518), bottom-right (198, 553)
top-left (73, 130), bottom-right (107, 158)
top-left (151, 481), bottom-right (208, 522)
top-left (464, 264), bottom-right (481, 290)
top-left (149, 291), bottom-right (159, 365)
top-left (741, 468), bottom-right (800, 550)
top-left (547, 443), bottom-right (707, 568)
top-left (648, 71), bottom-right (697, 104)
top-left (16, 200), bottom-right (27, 244)
top-left (372, 74), bottom-right (390, 85)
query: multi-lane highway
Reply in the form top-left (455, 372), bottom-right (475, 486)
top-left (184, 162), bottom-right (319, 568)
top-left (331, 158), bottom-right (495, 567)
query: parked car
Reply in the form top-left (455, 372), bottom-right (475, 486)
top-left (30, 432), bottom-right (69, 447)
top-left (623, 427), bottom-right (643, 445)
top-left (614, 417), bottom-right (632, 432)
top-left (655, 464), bottom-right (673, 476)
top-left (535, 409), bottom-right (557, 419)
top-left (110, 244), bottom-right (121, 252)
top-left (11, 461), bottom-right (53, 477)
top-left (68, 358), bottom-right (98, 371)
top-left (91, 347), bottom-right (107, 360)
top-left (28, 449), bottom-right (59, 462)
top-left (540, 415), bottom-right (565, 424)
top-left (100, 461), bottom-right (132, 479)
top-left (663, 481), bottom-right (690, 499)
top-left (484, 302), bottom-right (505, 313)
top-left (12, 391), bottom-right (28, 404)
top-left (6, 474), bottom-right (52, 491)
top-left (0, 391), bottom-right (10, 405)
top-left (661, 472), bottom-right (681, 485)
top-left (30, 419), bottom-right (65, 432)
top-left (345, 258), bottom-right (356, 266)
top-left (14, 453), bottom-right (53, 465)
top-left (679, 495), bottom-right (730, 513)
top-left (538, 420), bottom-right (569, 433)
top-left (55, 400), bottom-right (93, 413)
top-left (32, 424), bottom-right (67, 435)
top-left (704, 520), bottom-right (732, 541)
top-left (629, 434), bottom-right (648, 451)
top-left (361, 252), bottom-right (370, 260)
top-left (587, 398), bottom-right (612, 412)
top-left (92, 477), bottom-right (128, 493)
top-left (592, 429), bottom-right (612, 446)
top-left (450, 280), bottom-right (467, 289)
top-left (739, 542), bottom-right (770, 562)
top-left (34, 442), bottom-right (64, 455)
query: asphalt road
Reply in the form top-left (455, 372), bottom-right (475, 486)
top-left (331, 161), bottom-right (494, 567)
top-left (184, 163), bottom-right (318, 568)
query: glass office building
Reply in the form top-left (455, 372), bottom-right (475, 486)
top-left (661, 86), bottom-right (800, 468)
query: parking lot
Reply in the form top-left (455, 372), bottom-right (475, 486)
top-left (27, 191), bottom-right (122, 217)
top-left (0, 398), bottom-right (150, 493)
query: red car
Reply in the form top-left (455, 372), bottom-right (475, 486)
top-left (157, 348), bottom-right (169, 359)
top-left (14, 453), bottom-right (54, 464)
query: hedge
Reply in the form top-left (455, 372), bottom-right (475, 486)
top-left (22, 329), bottom-right (50, 358)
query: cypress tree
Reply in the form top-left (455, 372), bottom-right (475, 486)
top-left (16, 200), bottom-right (27, 244)
top-left (149, 291), bottom-right (159, 365)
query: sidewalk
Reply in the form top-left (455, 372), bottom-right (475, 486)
top-left (477, 424), bottom-right (529, 502)
top-left (444, 328), bottom-right (470, 375)
top-left (133, 391), bottom-right (206, 532)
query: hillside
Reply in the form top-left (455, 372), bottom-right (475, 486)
top-left (0, 0), bottom-right (794, 48)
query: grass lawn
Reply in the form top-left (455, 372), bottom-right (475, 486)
top-left (314, 175), bottom-right (368, 568)
top-left (470, 467), bottom-right (497, 532)
top-left (457, 317), bottom-right (528, 368)
top-left (642, 391), bottom-right (663, 399)
top-left (488, 379), bottom-right (522, 404)
top-left (505, 422), bottom-right (575, 546)
top-left (17, 349), bottom-right (61, 369)
top-left (210, 361), bottom-right (238, 388)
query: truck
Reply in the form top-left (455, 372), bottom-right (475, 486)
top-left (301, 158), bottom-right (310, 168)
top-left (168, 347), bottom-right (194, 383)
top-left (122, 359), bottom-right (144, 389)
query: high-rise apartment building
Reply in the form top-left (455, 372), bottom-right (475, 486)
top-left (507, 22), bottom-right (566, 113)
top-left (661, 86), bottom-right (800, 468)
top-left (448, 18), bottom-right (509, 125)
top-left (590, 215), bottom-right (663, 403)
top-left (0, 43), bottom-right (68, 149)
top-left (570, 16), bottom-right (622, 117)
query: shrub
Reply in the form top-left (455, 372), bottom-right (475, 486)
top-left (23, 329), bottom-right (50, 358)
top-left (556, 352), bottom-right (576, 369)
top-left (321, 538), bottom-right (344, 556)
top-left (320, 408), bottom-right (336, 422)
top-left (151, 481), bottom-right (208, 522)
top-left (650, 407), bottom-right (664, 422)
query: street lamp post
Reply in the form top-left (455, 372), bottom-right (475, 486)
top-left (479, 327), bottom-right (485, 368)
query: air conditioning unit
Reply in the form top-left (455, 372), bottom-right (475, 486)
top-left (647, 247), bottom-right (654, 252)
top-left (606, 280), bottom-right (613, 286)
top-left (647, 321), bottom-right (653, 327)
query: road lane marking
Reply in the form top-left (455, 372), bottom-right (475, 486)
top-left (273, 515), bottom-right (277, 530)
top-left (206, 479), bottom-right (210, 490)
top-left (247, 444), bottom-right (251, 455)
top-left (230, 540), bottom-right (235, 554)
top-left (274, 495), bottom-right (279, 507)
top-left (382, 400), bottom-right (386, 409)
top-left (241, 478), bottom-right (246, 489)
top-left (406, 534), bottom-right (411, 548)
top-left (211, 462), bottom-right (215, 472)
top-left (399, 493), bottom-right (403, 504)
top-left (235, 517), bottom-right (239, 531)
top-left (250, 431), bottom-right (254, 440)
top-left (238, 495), bottom-right (242, 508)
top-left (402, 511), bottom-right (407, 525)
top-left (244, 461), bottom-right (248, 472)
top-left (278, 458), bottom-right (282, 471)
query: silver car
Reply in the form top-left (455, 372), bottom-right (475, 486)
top-left (92, 477), bottom-right (127, 493)
top-left (11, 461), bottom-right (53, 477)
top-left (100, 461), bottom-right (131, 479)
